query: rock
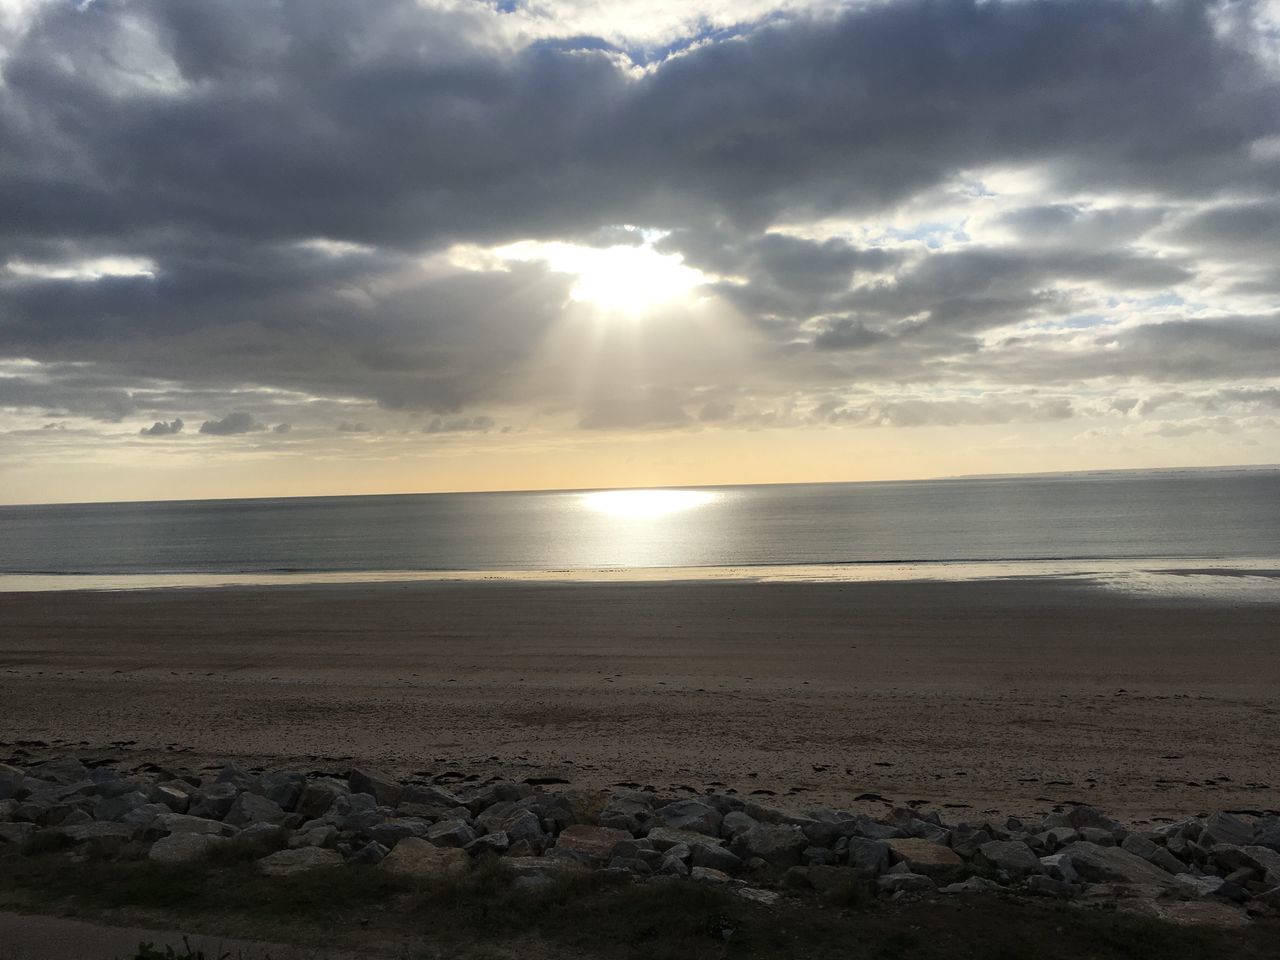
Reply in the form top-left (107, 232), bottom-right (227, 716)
top-left (554, 825), bottom-right (633, 863)
top-left (734, 823), bottom-right (808, 869)
top-left (214, 765), bottom-right (257, 790)
top-left (851, 816), bottom-right (902, 841)
top-left (148, 833), bottom-right (227, 863)
top-left (847, 838), bottom-right (891, 878)
top-left (1198, 812), bottom-right (1253, 848)
top-left (380, 836), bottom-right (469, 879)
top-left (599, 795), bottom-right (655, 834)
top-left (27, 758), bottom-right (88, 785)
top-left (148, 784), bottom-right (192, 813)
top-left (156, 813), bottom-right (238, 838)
top-left (225, 791), bottom-right (286, 827)
top-left (646, 826), bottom-right (725, 853)
top-left (1035, 827), bottom-right (1080, 851)
top-left (1123, 899), bottom-right (1249, 928)
top-left (1173, 873), bottom-right (1225, 897)
top-left (93, 791), bottom-right (151, 822)
top-left (949, 824), bottom-right (995, 859)
top-left (659, 855), bottom-right (689, 876)
top-left (1078, 827), bottom-right (1116, 846)
top-left (1058, 841), bottom-right (1179, 888)
top-left (693, 842), bottom-right (743, 873)
top-left (721, 811), bottom-right (757, 839)
top-left (258, 846), bottom-right (344, 876)
top-left (1121, 834), bottom-right (1188, 875)
top-left (465, 832), bottom-right (509, 855)
top-left (117, 803), bottom-right (166, 834)
top-left (1053, 806), bottom-right (1124, 835)
top-left (904, 819), bottom-right (950, 845)
top-left (502, 855), bottom-right (586, 880)
top-left (691, 866), bottom-right (731, 883)
top-left (0, 822), bottom-right (37, 846)
top-left (736, 887), bottom-right (781, 906)
top-left (1210, 844), bottom-right (1280, 882)
top-left (802, 845), bottom-right (838, 867)
top-left (288, 825), bottom-right (338, 849)
top-left (188, 783), bottom-right (239, 820)
top-left (664, 842), bottom-right (692, 863)
top-left (62, 822), bottom-right (136, 843)
top-left (1212, 881), bottom-right (1250, 904)
top-left (884, 838), bottom-right (964, 880)
top-left (352, 841), bottom-right (389, 864)
top-left (976, 840), bottom-right (1042, 878)
top-left (368, 817), bottom-right (431, 848)
top-left (256, 772), bottom-right (305, 811)
top-left (296, 778), bottom-right (347, 819)
top-left (1253, 818), bottom-right (1280, 852)
top-left (941, 876), bottom-right (1002, 895)
top-left (426, 819), bottom-right (477, 848)
top-left (655, 800), bottom-right (722, 837)
top-left (877, 872), bottom-right (935, 894)
top-left (402, 784), bottom-right (464, 809)
top-left (348, 769), bottom-right (404, 807)
top-left (1040, 853), bottom-right (1079, 883)
top-left (495, 809), bottom-right (544, 849)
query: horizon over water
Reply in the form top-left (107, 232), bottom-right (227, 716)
top-left (1, 466), bottom-right (1278, 598)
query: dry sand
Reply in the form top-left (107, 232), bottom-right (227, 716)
top-left (1, 578), bottom-right (1277, 822)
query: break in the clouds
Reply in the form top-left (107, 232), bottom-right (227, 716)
top-left (1, 0), bottom-right (1278, 500)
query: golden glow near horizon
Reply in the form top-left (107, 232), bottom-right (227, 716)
top-left (581, 488), bottom-right (719, 517)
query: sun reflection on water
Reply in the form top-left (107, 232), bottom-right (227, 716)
top-left (581, 488), bottom-right (719, 518)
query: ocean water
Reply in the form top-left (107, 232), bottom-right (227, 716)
top-left (1, 468), bottom-right (1278, 595)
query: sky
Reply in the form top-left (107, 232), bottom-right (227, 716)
top-left (1, 0), bottom-right (1279, 504)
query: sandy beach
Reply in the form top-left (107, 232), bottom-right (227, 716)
top-left (1, 578), bottom-right (1277, 822)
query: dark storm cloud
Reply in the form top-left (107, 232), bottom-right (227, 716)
top-left (0, 0), bottom-right (1277, 428)
top-left (199, 411), bottom-right (267, 436)
top-left (140, 418), bottom-right (183, 436)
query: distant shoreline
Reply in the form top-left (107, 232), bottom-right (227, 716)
top-left (1, 556), bottom-right (1278, 597)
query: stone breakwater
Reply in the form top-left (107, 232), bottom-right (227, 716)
top-left (2, 758), bottom-right (1279, 925)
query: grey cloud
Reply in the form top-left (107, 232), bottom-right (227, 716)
top-left (995, 204), bottom-right (1169, 247)
top-left (199, 411), bottom-right (267, 435)
top-left (422, 415), bottom-right (495, 434)
top-left (1172, 201), bottom-right (1280, 251)
top-left (273, 422), bottom-right (291, 433)
top-left (0, 0), bottom-right (1276, 435)
top-left (140, 418), bottom-right (183, 436)
top-left (578, 387), bottom-right (690, 430)
top-left (864, 397), bottom-right (1074, 428)
top-left (813, 318), bottom-right (891, 351)
top-left (337, 421), bottom-right (370, 433)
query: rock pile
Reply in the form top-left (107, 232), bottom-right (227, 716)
top-left (2, 758), bottom-right (1278, 922)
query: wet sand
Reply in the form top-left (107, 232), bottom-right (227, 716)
top-left (1, 579), bottom-right (1277, 821)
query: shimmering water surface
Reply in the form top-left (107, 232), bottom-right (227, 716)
top-left (1, 468), bottom-right (1278, 594)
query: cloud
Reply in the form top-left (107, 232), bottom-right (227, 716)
top-left (199, 411), bottom-right (267, 436)
top-left (0, 0), bottom-right (1276, 482)
top-left (337, 421), bottom-right (370, 433)
top-left (139, 417), bottom-right (183, 436)
top-left (422, 415), bottom-right (496, 434)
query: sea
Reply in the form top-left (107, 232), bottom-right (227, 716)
top-left (1, 467), bottom-right (1278, 599)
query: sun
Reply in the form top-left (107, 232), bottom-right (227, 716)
top-left (564, 244), bottom-right (704, 313)
top-left (493, 232), bottom-right (708, 315)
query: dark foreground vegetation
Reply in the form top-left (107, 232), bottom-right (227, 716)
top-left (2, 849), bottom-right (1278, 960)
